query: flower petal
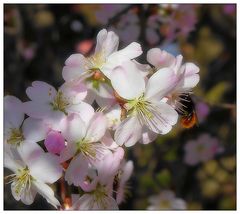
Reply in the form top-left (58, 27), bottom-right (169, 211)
top-left (59, 142), bottom-right (77, 162)
top-left (101, 42), bottom-right (142, 78)
top-left (177, 63), bottom-right (200, 90)
top-left (107, 42), bottom-right (142, 63)
top-left (85, 112), bottom-right (107, 142)
top-left (65, 154), bottom-right (89, 186)
top-left (60, 81), bottom-right (88, 103)
top-left (60, 113), bottom-right (87, 143)
top-left (139, 128), bottom-right (158, 144)
top-left (95, 29), bottom-right (119, 57)
top-left (17, 142), bottom-right (44, 165)
top-left (26, 81), bottom-right (57, 103)
top-left (145, 102), bottom-right (178, 134)
top-left (110, 61), bottom-right (145, 100)
top-left (44, 130), bottom-right (65, 154)
top-left (66, 101), bottom-right (95, 125)
top-left (145, 67), bottom-right (179, 101)
top-left (33, 180), bottom-right (60, 209)
top-left (147, 48), bottom-right (175, 68)
top-left (20, 187), bottom-right (37, 205)
top-left (22, 117), bottom-right (47, 143)
top-left (62, 54), bottom-right (87, 82)
top-left (4, 96), bottom-right (24, 129)
top-left (114, 116), bottom-right (142, 147)
top-left (28, 153), bottom-right (62, 184)
top-left (22, 101), bottom-right (53, 119)
top-left (4, 143), bottom-right (24, 172)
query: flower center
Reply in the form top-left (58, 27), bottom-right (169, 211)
top-left (87, 51), bottom-right (106, 71)
top-left (126, 96), bottom-right (153, 120)
top-left (91, 183), bottom-right (109, 209)
top-left (76, 140), bottom-right (96, 159)
top-left (7, 128), bottom-right (25, 146)
top-left (5, 167), bottom-right (33, 197)
top-left (51, 91), bottom-right (70, 114)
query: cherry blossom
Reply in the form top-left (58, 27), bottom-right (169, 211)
top-left (22, 81), bottom-right (87, 130)
top-left (110, 60), bottom-right (179, 147)
top-left (184, 134), bottom-right (224, 166)
top-left (4, 142), bottom-right (62, 208)
top-left (62, 29), bottom-right (142, 105)
top-left (147, 190), bottom-right (187, 210)
top-left (147, 48), bottom-right (200, 114)
top-left (4, 96), bottom-right (47, 148)
top-left (70, 148), bottom-right (124, 210)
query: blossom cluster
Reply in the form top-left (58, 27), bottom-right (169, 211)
top-left (4, 29), bottom-right (199, 210)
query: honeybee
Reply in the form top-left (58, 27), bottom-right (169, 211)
top-left (176, 93), bottom-right (198, 128)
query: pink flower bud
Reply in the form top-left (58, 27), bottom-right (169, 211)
top-left (44, 130), bottom-right (65, 154)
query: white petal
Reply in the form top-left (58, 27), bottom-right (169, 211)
top-left (139, 128), bottom-right (158, 144)
top-left (26, 81), bottom-right (57, 103)
top-left (4, 96), bottom-right (24, 129)
top-left (20, 187), bottom-right (37, 205)
top-left (85, 112), bottom-right (107, 142)
top-left (145, 67), bottom-right (179, 101)
top-left (177, 63), bottom-right (200, 90)
top-left (120, 161), bottom-right (134, 185)
top-left (4, 143), bottom-right (24, 172)
top-left (145, 102), bottom-right (178, 134)
top-left (95, 29), bottom-right (107, 53)
top-left (95, 29), bottom-right (119, 57)
top-left (65, 154), bottom-right (89, 186)
top-left (33, 180), bottom-right (60, 209)
top-left (101, 131), bottom-right (119, 149)
top-left (107, 42), bottom-right (142, 63)
top-left (62, 54), bottom-right (87, 82)
top-left (71, 194), bottom-right (93, 210)
top-left (11, 182), bottom-right (21, 201)
top-left (22, 101), bottom-right (53, 119)
top-left (66, 101), bottom-right (94, 125)
top-left (60, 113), bottom-right (87, 143)
top-left (114, 116), bottom-right (142, 147)
top-left (147, 48), bottom-right (175, 68)
top-left (132, 60), bottom-right (151, 77)
top-left (101, 42), bottom-right (142, 78)
top-left (97, 148), bottom-right (124, 184)
top-left (22, 117), bottom-right (47, 143)
top-left (60, 81), bottom-right (88, 103)
top-left (110, 61), bottom-right (145, 100)
top-left (17, 142), bottom-right (44, 165)
top-left (28, 153), bottom-right (62, 183)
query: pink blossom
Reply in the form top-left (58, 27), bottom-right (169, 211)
top-left (184, 134), bottom-right (224, 166)
top-left (110, 60), bottom-right (178, 147)
top-left (70, 148), bottom-right (124, 210)
top-left (44, 130), bottom-right (65, 154)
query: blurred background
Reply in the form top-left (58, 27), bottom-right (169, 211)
top-left (4, 4), bottom-right (236, 210)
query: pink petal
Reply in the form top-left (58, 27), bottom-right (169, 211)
top-left (147, 48), bottom-right (175, 68)
top-left (44, 130), bottom-right (65, 154)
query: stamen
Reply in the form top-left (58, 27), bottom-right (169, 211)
top-left (7, 128), bottom-right (24, 146)
top-left (5, 167), bottom-right (33, 198)
top-left (50, 91), bottom-right (70, 114)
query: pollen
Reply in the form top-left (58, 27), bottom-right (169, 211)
top-left (5, 167), bottom-right (33, 197)
top-left (51, 91), bottom-right (70, 114)
top-left (87, 51), bottom-right (106, 71)
top-left (7, 128), bottom-right (25, 146)
top-left (76, 140), bottom-right (96, 160)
